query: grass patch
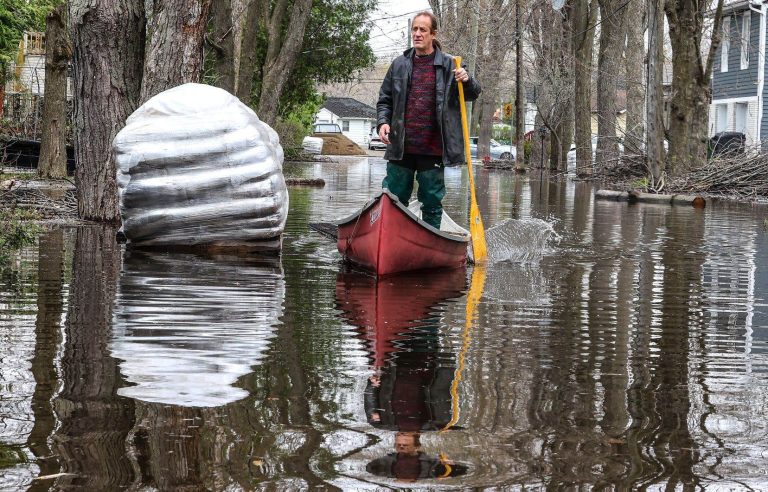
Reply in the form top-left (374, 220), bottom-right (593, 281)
top-left (0, 208), bottom-right (42, 264)
top-left (0, 171), bottom-right (36, 181)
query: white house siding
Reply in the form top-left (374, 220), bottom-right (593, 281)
top-left (344, 118), bottom-right (373, 146)
top-left (709, 97), bottom-right (759, 147)
top-left (314, 108), bottom-right (374, 146)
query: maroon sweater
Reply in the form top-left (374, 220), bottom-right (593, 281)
top-left (404, 52), bottom-right (443, 157)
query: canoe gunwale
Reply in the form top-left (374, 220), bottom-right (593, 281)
top-left (332, 190), bottom-right (469, 244)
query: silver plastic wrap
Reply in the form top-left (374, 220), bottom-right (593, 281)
top-left (113, 83), bottom-right (288, 248)
top-left (111, 251), bottom-right (283, 407)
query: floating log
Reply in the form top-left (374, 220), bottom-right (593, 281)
top-left (596, 189), bottom-right (705, 208)
top-left (285, 177), bottom-right (325, 187)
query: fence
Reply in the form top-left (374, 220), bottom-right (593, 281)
top-left (2, 92), bottom-right (74, 142)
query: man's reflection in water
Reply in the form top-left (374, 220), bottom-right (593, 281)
top-left (365, 431), bottom-right (468, 480)
top-left (335, 268), bottom-right (469, 481)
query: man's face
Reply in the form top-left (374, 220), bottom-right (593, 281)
top-left (395, 432), bottom-right (419, 456)
top-left (411, 16), bottom-right (435, 54)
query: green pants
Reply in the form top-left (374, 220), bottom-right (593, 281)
top-left (382, 162), bottom-right (445, 229)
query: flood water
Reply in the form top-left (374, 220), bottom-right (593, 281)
top-left (2, 156), bottom-right (768, 490)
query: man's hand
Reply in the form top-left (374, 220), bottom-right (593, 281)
top-left (454, 67), bottom-right (469, 83)
top-left (379, 124), bottom-right (391, 144)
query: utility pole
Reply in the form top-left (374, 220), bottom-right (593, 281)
top-left (515, 0), bottom-right (525, 169)
top-left (466, 0), bottom-right (479, 125)
top-left (407, 18), bottom-right (412, 49)
top-left (646, 0), bottom-right (664, 185)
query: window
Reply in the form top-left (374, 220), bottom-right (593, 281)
top-left (716, 104), bottom-right (728, 133)
top-left (741, 11), bottom-right (751, 70)
top-left (722, 16), bottom-right (730, 73)
top-left (734, 102), bottom-right (748, 134)
top-left (342, 120), bottom-right (349, 132)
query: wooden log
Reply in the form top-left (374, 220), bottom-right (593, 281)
top-left (596, 189), bottom-right (705, 207)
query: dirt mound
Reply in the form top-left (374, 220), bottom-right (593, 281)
top-left (314, 133), bottom-right (367, 156)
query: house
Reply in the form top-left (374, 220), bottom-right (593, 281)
top-left (710, 0), bottom-right (766, 147)
top-left (2, 31), bottom-right (74, 139)
top-left (315, 97), bottom-right (377, 146)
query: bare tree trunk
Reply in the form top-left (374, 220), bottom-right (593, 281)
top-left (208, 0), bottom-right (235, 93)
top-left (236, 0), bottom-right (267, 104)
top-left (596, 0), bottom-right (626, 167)
top-left (141, 0), bottom-right (212, 103)
top-left (624, 0), bottom-right (645, 154)
top-left (256, 0), bottom-right (313, 125)
top-left (558, 102), bottom-right (573, 171)
top-left (646, 0), bottom-right (665, 183)
top-left (39, 4), bottom-right (72, 179)
top-left (466, 0), bottom-right (479, 123)
top-left (70, 0), bottom-right (145, 222)
top-left (664, 0), bottom-right (724, 175)
top-left (573, 0), bottom-right (598, 176)
top-left (515, 0), bottom-right (526, 170)
top-left (478, 92), bottom-right (496, 160)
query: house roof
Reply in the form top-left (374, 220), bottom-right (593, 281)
top-left (321, 97), bottom-right (376, 119)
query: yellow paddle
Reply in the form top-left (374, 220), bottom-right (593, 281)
top-left (441, 263), bottom-right (487, 432)
top-left (455, 56), bottom-right (487, 263)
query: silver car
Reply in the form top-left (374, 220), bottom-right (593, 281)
top-left (468, 137), bottom-right (515, 160)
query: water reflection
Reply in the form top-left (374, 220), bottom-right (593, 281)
top-left (2, 161), bottom-right (768, 489)
top-left (112, 250), bottom-right (284, 407)
top-left (52, 225), bottom-right (135, 490)
top-left (335, 268), bottom-right (469, 483)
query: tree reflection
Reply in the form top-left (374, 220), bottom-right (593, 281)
top-left (28, 229), bottom-right (66, 489)
top-left (335, 268), bottom-right (468, 482)
top-left (52, 225), bottom-right (136, 490)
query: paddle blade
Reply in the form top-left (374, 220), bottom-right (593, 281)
top-left (454, 56), bottom-right (488, 263)
top-left (469, 206), bottom-right (487, 261)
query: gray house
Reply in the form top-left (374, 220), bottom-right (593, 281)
top-left (710, 1), bottom-right (766, 147)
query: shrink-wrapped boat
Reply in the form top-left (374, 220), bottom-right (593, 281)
top-left (113, 83), bottom-right (288, 251)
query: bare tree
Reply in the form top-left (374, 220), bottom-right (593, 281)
top-left (140, 0), bottom-right (212, 103)
top-left (236, 0), bottom-right (313, 125)
top-left (38, 4), bottom-right (71, 179)
top-left (595, 0), bottom-right (627, 166)
top-left (515, 0), bottom-right (526, 170)
top-left (572, 0), bottom-right (598, 176)
top-left (70, 0), bottom-right (145, 222)
top-left (646, 0), bottom-right (665, 184)
top-left (664, 0), bottom-right (724, 174)
top-left (208, 0), bottom-right (236, 93)
top-left (529, 1), bottom-right (573, 171)
top-left (624, 0), bottom-right (645, 154)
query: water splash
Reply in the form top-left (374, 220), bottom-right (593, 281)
top-left (485, 218), bottom-right (558, 263)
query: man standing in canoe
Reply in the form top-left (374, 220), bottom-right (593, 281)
top-left (376, 11), bottom-right (481, 230)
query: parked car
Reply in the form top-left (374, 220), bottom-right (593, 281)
top-left (368, 129), bottom-right (387, 150)
top-left (566, 136), bottom-right (627, 171)
top-left (468, 137), bottom-right (515, 160)
top-left (709, 132), bottom-right (745, 157)
top-left (313, 123), bottom-right (342, 134)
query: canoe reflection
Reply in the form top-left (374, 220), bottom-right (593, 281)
top-left (335, 268), bottom-right (469, 480)
top-left (111, 250), bottom-right (284, 407)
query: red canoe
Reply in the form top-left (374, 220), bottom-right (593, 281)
top-left (334, 191), bottom-right (470, 276)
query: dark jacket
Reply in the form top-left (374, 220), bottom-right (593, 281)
top-left (377, 47), bottom-right (481, 166)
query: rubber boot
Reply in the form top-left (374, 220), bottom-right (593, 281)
top-left (416, 166), bottom-right (445, 230)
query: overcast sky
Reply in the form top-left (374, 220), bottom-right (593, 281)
top-left (368, 0), bottom-right (431, 59)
